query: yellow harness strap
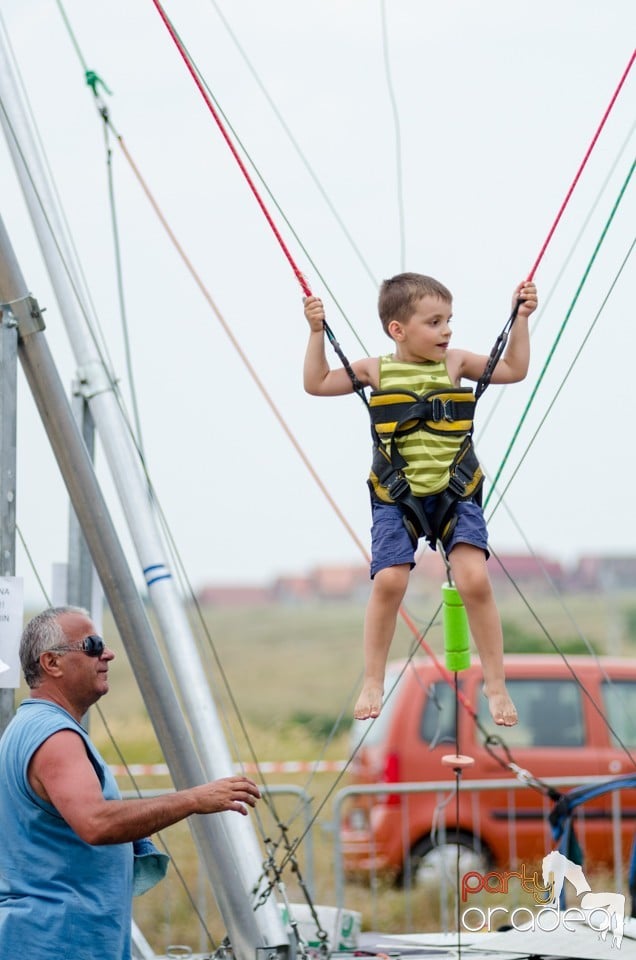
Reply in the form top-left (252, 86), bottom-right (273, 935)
top-left (369, 387), bottom-right (476, 438)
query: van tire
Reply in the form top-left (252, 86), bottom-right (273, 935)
top-left (399, 831), bottom-right (493, 887)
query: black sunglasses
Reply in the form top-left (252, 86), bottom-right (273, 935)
top-left (48, 635), bottom-right (106, 658)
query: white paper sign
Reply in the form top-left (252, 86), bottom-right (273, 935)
top-left (0, 577), bottom-right (24, 688)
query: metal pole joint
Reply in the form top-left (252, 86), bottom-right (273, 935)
top-left (0, 294), bottom-right (46, 336)
top-left (74, 361), bottom-right (113, 400)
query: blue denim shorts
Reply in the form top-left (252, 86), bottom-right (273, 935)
top-left (369, 496), bottom-right (489, 578)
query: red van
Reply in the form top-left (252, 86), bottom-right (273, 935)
top-left (341, 655), bottom-right (636, 884)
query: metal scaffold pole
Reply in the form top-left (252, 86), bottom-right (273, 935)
top-left (0, 218), bottom-right (285, 960)
top-left (0, 282), bottom-right (17, 737)
top-left (0, 19), bottom-right (288, 958)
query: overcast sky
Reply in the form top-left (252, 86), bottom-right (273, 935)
top-left (0, 1), bottom-right (634, 606)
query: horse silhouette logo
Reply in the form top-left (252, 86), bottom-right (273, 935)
top-left (542, 849), bottom-right (625, 948)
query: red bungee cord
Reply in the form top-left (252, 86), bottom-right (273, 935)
top-left (149, 0), bottom-right (313, 298)
top-left (149, 3), bottom-right (633, 714)
top-left (526, 47), bottom-right (635, 282)
top-left (151, 0), bottom-right (632, 295)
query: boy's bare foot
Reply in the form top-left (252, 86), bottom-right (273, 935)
top-left (354, 682), bottom-right (384, 720)
top-left (484, 688), bottom-right (518, 726)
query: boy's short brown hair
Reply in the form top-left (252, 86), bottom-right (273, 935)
top-left (378, 272), bottom-right (452, 335)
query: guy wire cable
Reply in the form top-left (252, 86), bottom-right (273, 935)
top-left (379, 0), bottom-right (406, 271)
top-left (120, 16), bottom-right (636, 900)
top-left (60, 0), bottom-right (636, 768)
top-left (52, 1), bottom-right (636, 482)
top-left (478, 116), bottom-right (636, 439)
top-left (46, 5), bottom-right (412, 869)
top-left (525, 47), bottom-right (635, 283)
top-left (0, 93), bottom-right (137, 432)
top-left (50, 0), bottom-right (636, 863)
top-left (484, 160), bottom-right (635, 513)
top-left (61, 2), bottom-right (633, 781)
top-left (489, 543), bottom-right (636, 770)
top-left (146, 0), bottom-right (635, 718)
top-left (150, 0), bottom-right (633, 316)
top-left (148, 0), bottom-right (374, 359)
top-left (50, 3), bottom-right (376, 572)
top-left (0, 13), bottom-right (119, 379)
top-left (31, 0), bottom-right (374, 819)
top-left (480, 239), bottom-right (636, 768)
top-left (478, 236), bottom-right (636, 762)
top-left (55, 11), bottom-right (473, 802)
top-left (149, 0), bottom-right (635, 516)
top-left (128, 7), bottom-right (636, 848)
top-left (46, 1), bottom-right (457, 840)
top-left (100, 106), bottom-right (147, 462)
top-left (3, 10), bottom-right (298, 868)
top-left (4, 7), bottom-right (628, 932)
top-left (206, 0), bottom-right (379, 289)
top-left (402, 165), bottom-right (633, 740)
top-left (489, 476), bottom-right (619, 672)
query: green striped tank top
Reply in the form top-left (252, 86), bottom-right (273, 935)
top-left (375, 354), bottom-right (465, 496)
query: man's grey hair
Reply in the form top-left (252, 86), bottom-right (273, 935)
top-left (20, 606), bottom-right (90, 689)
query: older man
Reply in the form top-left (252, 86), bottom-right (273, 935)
top-left (0, 606), bottom-right (260, 959)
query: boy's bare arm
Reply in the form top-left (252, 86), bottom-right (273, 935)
top-left (450, 281), bottom-right (537, 385)
top-left (303, 296), bottom-right (378, 395)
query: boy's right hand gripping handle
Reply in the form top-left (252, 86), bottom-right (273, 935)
top-left (442, 583), bottom-right (471, 672)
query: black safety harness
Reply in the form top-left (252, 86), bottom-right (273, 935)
top-left (367, 386), bottom-right (483, 550)
top-left (325, 299), bottom-right (522, 551)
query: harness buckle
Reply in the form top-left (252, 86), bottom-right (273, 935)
top-left (431, 397), bottom-right (455, 422)
top-left (386, 472), bottom-right (410, 500)
top-left (447, 474), bottom-right (466, 496)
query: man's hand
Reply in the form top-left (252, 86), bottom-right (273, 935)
top-left (192, 776), bottom-right (261, 816)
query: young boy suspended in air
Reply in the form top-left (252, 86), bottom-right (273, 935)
top-left (303, 273), bottom-right (537, 723)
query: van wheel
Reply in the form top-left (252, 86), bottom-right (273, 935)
top-left (399, 832), bottom-right (492, 887)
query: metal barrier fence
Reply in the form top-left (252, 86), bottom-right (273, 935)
top-left (124, 784), bottom-right (315, 893)
top-left (330, 775), bottom-right (629, 930)
top-left (125, 776), bottom-right (632, 942)
top-left (124, 784), bottom-right (316, 956)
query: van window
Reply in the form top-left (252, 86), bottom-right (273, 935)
top-left (419, 681), bottom-right (457, 747)
top-left (477, 679), bottom-right (584, 748)
top-left (602, 680), bottom-right (636, 747)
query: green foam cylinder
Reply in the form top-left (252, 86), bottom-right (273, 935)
top-left (442, 582), bottom-right (471, 672)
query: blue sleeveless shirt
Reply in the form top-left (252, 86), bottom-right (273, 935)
top-left (0, 699), bottom-right (133, 959)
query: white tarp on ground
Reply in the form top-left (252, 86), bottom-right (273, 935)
top-left (367, 916), bottom-right (636, 958)
top-left (471, 915), bottom-right (636, 959)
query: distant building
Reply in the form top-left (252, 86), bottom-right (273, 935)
top-left (196, 552), bottom-right (635, 607)
top-left (573, 555), bottom-right (636, 592)
top-left (272, 576), bottom-right (314, 604)
top-left (408, 550), bottom-right (566, 596)
top-left (488, 553), bottom-right (565, 592)
top-left (196, 585), bottom-right (273, 607)
top-left (412, 550), bottom-right (448, 579)
top-left (309, 565), bottom-right (370, 601)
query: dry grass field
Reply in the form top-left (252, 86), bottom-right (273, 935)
top-left (21, 588), bottom-right (636, 955)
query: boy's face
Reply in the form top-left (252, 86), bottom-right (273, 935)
top-left (388, 295), bottom-right (453, 363)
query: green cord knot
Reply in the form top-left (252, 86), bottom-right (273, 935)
top-left (85, 70), bottom-right (112, 98)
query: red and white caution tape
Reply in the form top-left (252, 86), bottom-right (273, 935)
top-left (110, 759), bottom-right (346, 777)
